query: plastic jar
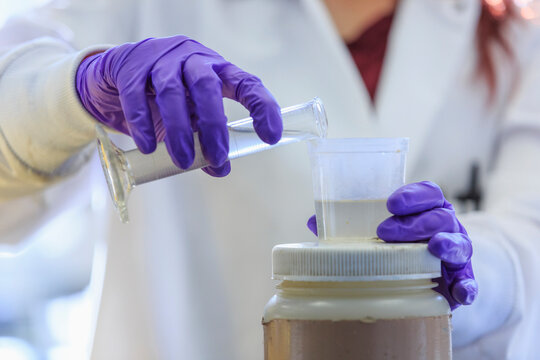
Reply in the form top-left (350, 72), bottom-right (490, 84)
top-left (262, 239), bottom-right (452, 360)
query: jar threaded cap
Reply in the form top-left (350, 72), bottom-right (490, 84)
top-left (272, 239), bottom-right (441, 281)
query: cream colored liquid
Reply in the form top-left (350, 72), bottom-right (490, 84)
top-left (315, 199), bottom-right (390, 240)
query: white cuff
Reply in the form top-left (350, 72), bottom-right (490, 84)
top-left (0, 38), bottom-right (111, 177)
top-left (451, 212), bottom-right (519, 348)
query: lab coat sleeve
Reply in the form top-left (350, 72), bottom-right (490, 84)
top-left (451, 43), bottom-right (540, 358)
top-left (0, 16), bottom-right (111, 200)
top-left (0, 39), bottom-right (108, 198)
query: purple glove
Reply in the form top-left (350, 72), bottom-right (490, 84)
top-left (377, 181), bottom-right (478, 310)
top-left (306, 181), bottom-right (478, 310)
top-left (76, 35), bottom-right (282, 177)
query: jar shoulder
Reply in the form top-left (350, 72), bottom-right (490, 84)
top-left (263, 290), bottom-right (451, 322)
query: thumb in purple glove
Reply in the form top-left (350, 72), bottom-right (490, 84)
top-left (76, 35), bottom-right (283, 177)
top-left (377, 181), bottom-right (478, 310)
top-left (307, 214), bottom-right (318, 236)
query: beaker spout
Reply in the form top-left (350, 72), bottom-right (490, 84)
top-left (96, 125), bottom-right (133, 223)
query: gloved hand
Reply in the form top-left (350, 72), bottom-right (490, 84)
top-left (376, 181), bottom-right (478, 310)
top-left (76, 35), bottom-right (282, 177)
top-left (306, 181), bottom-right (478, 310)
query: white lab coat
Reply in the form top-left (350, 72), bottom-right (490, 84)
top-left (1, 0), bottom-right (540, 359)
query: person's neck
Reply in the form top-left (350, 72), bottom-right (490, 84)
top-left (323, 0), bottom-right (397, 43)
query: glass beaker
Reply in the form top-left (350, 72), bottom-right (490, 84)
top-left (98, 98), bottom-right (327, 223)
top-left (309, 138), bottom-right (409, 242)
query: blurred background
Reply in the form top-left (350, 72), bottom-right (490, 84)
top-left (0, 1), bottom-right (46, 26)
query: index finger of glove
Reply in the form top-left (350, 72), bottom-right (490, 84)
top-left (387, 181), bottom-right (448, 216)
top-left (117, 76), bottom-right (156, 153)
top-left (150, 62), bottom-right (195, 169)
top-left (183, 56), bottom-right (229, 167)
top-left (216, 63), bottom-right (282, 145)
top-left (377, 208), bottom-right (461, 242)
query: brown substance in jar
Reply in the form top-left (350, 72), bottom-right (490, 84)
top-left (263, 315), bottom-right (451, 360)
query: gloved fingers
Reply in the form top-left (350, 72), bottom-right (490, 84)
top-left (307, 215), bottom-right (318, 236)
top-left (377, 208), bottom-right (461, 242)
top-left (186, 96), bottom-right (199, 131)
top-left (216, 63), bottom-right (282, 145)
top-left (441, 258), bottom-right (477, 305)
top-left (117, 79), bottom-right (157, 154)
top-left (150, 64), bottom-right (195, 169)
top-left (202, 161), bottom-right (231, 177)
top-left (428, 232), bottom-right (472, 267)
top-left (146, 96), bottom-right (167, 141)
top-left (451, 276), bottom-right (478, 305)
top-left (387, 181), bottom-right (448, 216)
top-left (431, 276), bottom-right (459, 310)
top-left (183, 55), bottom-right (229, 167)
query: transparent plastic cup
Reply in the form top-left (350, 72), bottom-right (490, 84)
top-left (309, 138), bottom-right (409, 242)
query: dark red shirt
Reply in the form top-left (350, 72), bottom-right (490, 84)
top-left (347, 14), bottom-right (394, 103)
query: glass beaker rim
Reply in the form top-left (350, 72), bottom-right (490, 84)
top-left (309, 137), bottom-right (409, 154)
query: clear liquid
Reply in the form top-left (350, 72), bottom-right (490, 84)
top-left (314, 199), bottom-right (390, 241)
top-left (229, 128), bottom-right (313, 159)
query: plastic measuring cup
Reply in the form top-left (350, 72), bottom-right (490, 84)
top-left (309, 138), bottom-right (409, 241)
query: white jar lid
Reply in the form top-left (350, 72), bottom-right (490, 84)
top-left (272, 238), bottom-right (441, 281)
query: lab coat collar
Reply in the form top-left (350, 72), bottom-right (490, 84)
top-left (375, 0), bottom-right (481, 171)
